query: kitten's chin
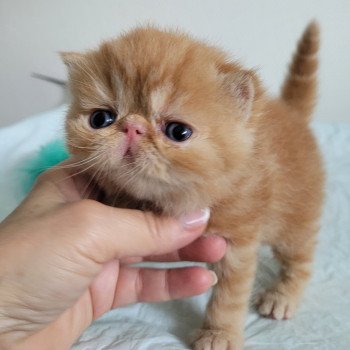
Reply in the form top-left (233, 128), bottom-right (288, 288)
top-left (103, 175), bottom-right (209, 217)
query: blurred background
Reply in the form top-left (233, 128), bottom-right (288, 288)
top-left (0, 0), bottom-right (349, 127)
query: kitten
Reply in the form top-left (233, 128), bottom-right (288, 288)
top-left (62, 22), bottom-right (324, 350)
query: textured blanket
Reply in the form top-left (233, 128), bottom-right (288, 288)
top-left (0, 106), bottom-right (349, 349)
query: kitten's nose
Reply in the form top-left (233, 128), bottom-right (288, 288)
top-left (122, 121), bottom-right (147, 138)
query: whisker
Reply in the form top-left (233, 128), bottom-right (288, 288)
top-left (80, 163), bottom-right (104, 199)
top-left (54, 158), bottom-right (102, 184)
top-left (66, 141), bottom-right (99, 151)
top-left (53, 154), bottom-right (102, 169)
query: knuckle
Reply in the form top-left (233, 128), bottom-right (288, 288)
top-left (76, 198), bottom-right (100, 214)
top-left (143, 212), bottom-right (165, 242)
top-left (32, 168), bottom-right (61, 190)
top-left (34, 170), bottom-right (51, 186)
top-left (143, 212), bottom-right (179, 247)
top-left (163, 270), bottom-right (171, 300)
top-left (135, 269), bottom-right (144, 301)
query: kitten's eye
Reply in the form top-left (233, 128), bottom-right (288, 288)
top-left (164, 122), bottom-right (193, 142)
top-left (90, 110), bottom-right (116, 129)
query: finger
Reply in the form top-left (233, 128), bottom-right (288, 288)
top-left (88, 259), bottom-right (120, 319)
top-left (31, 159), bottom-right (99, 203)
top-left (68, 202), bottom-right (210, 263)
top-left (121, 235), bottom-right (227, 264)
top-left (113, 266), bottom-right (217, 307)
top-left (31, 164), bottom-right (211, 264)
top-left (150, 235), bottom-right (226, 262)
top-left (19, 161), bottom-right (89, 218)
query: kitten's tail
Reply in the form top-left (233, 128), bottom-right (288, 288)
top-left (281, 21), bottom-right (320, 121)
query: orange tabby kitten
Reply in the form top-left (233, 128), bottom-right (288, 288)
top-left (62, 22), bottom-right (324, 349)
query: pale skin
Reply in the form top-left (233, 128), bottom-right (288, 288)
top-left (0, 165), bottom-right (226, 350)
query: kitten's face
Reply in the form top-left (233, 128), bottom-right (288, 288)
top-left (64, 27), bottom-right (258, 215)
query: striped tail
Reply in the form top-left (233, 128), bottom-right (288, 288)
top-left (281, 21), bottom-right (320, 121)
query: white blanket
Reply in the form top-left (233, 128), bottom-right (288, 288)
top-left (0, 107), bottom-right (349, 349)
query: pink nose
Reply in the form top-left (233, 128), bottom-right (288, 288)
top-left (122, 122), bottom-right (146, 138)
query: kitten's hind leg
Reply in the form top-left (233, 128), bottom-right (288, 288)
top-left (257, 225), bottom-right (318, 320)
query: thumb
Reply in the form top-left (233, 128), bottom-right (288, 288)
top-left (68, 200), bottom-right (210, 263)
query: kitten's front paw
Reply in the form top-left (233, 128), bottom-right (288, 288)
top-left (257, 289), bottom-right (298, 320)
top-left (192, 329), bottom-right (241, 350)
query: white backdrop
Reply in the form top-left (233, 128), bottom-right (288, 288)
top-left (0, 0), bottom-right (349, 127)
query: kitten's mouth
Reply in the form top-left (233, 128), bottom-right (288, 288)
top-left (124, 148), bottom-right (133, 158)
top-left (122, 146), bottom-right (142, 163)
top-left (120, 135), bottom-right (140, 160)
top-left (120, 140), bottom-right (135, 159)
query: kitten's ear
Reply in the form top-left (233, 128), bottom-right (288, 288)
top-left (221, 70), bottom-right (255, 120)
top-left (60, 51), bottom-right (86, 71)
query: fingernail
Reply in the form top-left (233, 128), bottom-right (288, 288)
top-left (180, 208), bottom-right (210, 229)
top-left (210, 271), bottom-right (218, 286)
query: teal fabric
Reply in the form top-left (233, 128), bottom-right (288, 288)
top-left (20, 139), bottom-right (69, 194)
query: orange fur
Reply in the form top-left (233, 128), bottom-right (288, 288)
top-left (63, 23), bottom-right (324, 349)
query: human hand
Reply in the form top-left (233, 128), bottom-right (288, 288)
top-left (0, 163), bottom-right (226, 350)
